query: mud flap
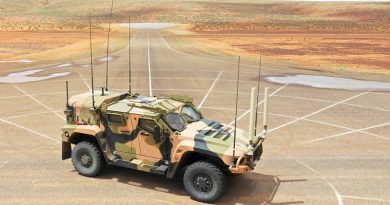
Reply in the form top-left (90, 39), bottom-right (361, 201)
top-left (62, 142), bottom-right (71, 160)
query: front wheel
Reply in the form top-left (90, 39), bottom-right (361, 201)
top-left (71, 141), bottom-right (105, 177)
top-left (183, 161), bottom-right (226, 203)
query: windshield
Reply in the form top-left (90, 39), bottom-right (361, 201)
top-left (162, 112), bottom-right (186, 131)
top-left (181, 105), bottom-right (201, 122)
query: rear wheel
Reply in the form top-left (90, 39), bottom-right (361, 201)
top-left (183, 161), bottom-right (226, 203)
top-left (71, 141), bottom-right (105, 177)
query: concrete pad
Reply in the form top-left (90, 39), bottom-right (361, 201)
top-left (293, 132), bottom-right (390, 156)
top-left (366, 124), bottom-right (390, 137)
top-left (1, 26), bottom-right (389, 205)
top-left (0, 97), bottom-right (47, 118)
top-left (276, 85), bottom-right (363, 101)
top-left (7, 113), bottom-right (64, 138)
top-left (267, 120), bottom-right (347, 148)
top-left (308, 104), bottom-right (390, 130)
top-left (347, 92), bottom-right (390, 111)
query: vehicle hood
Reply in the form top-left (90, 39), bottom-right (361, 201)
top-left (180, 119), bottom-right (250, 157)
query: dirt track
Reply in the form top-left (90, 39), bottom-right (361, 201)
top-left (0, 28), bottom-right (389, 205)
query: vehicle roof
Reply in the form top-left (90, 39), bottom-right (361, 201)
top-left (69, 92), bottom-right (124, 108)
top-left (107, 95), bottom-right (185, 116)
top-left (69, 92), bottom-right (191, 116)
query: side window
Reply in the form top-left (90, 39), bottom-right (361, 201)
top-left (138, 119), bottom-right (157, 133)
top-left (107, 113), bottom-right (123, 124)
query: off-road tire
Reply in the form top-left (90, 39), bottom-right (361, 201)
top-left (71, 141), bottom-right (105, 177)
top-left (183, 161), bottom-right (226, 203)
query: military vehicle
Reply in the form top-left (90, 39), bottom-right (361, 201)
top-left (62, 11), bottom-right (270, 203)
top-left (62, 87), bottom-right (269, 203)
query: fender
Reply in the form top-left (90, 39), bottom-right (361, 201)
top-left (61, 124), bottom-right (102, 160)
top-left (166, 140), bottom-right (234, 178)
top-left (62, 124), bottom-right (102, 141)
top-left (177, 140), bottom-right (234, 165)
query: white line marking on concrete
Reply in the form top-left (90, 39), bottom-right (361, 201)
top-left (269, 92), bottom-right (369, 133)
top-left (327, 182), bottom-right (344, 205)
top-left (202, 106), bottom-right (386, 140)
top-left (4, 110), bottom-right (63, 120)
top-left (78, 72), bottom-right (91, 91)
top-left (13, 85), bottom-right (66, 121)
top-left (0, 91), bottom-right (83, 100)
top-left (79, 76), bottom-right (277, 85)
top-left (302, 122), bottom-right (390, 144)
top-left (274, 94), bottom-right (390, 113)
top-left (101, 67), bottom-right (275, 74)
top-left (343, 102), bottom-right (390, 113)
top-left (111, 86), bottom-right (389, 113)
top-left (291, 156), bottom-right (344, 205)
top-left (147, 30), bottom-right (153, 96)
top-left (108, 86), bottom-right (389, 116)
top-left (112, 88), bottom-right (207, 92)
top-left (0, 118), bottom-right (60, 143)
top-left (198, 71), bottom-right (223, 109)
top-left (267, 111), bottom-right (387, 140)
top-left (227, 83), bottom-right (288, 126)
top-left (342, 195), bottom-right (390, 202)
top-left (371, 92), bottom-right (390, 97)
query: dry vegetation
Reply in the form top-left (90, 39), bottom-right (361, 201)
top-left (162, 2), bottom-right (390, 74)
top-left (188, 2), bottom-right (390, 33)
top-left (0, 29), bottom-right (131, 72)
top-left (2, 1), bottom-right (387, 32)
top-left (0, 0), bottom-right (389, 74)
top-left (168, 33), bottom-right (390, 74)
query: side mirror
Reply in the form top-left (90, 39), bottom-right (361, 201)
top-left (153, 126), bottom-right (161, 143)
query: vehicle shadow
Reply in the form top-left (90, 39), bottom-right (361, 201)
top-left (217, 174), bottom-right (305, 205)
top-left (96, 166), bottom-right (305, 204)
top-left (97, 166), bottom-right (187, 196)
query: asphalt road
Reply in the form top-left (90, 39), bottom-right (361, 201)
top-left (0, 28), bottom-right (389, 205)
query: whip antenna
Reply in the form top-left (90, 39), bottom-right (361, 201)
top-left (128, 12), bottom-right (132, 95)
top-left (254, 52), bottom-right (262, 135)
top-left (105, 0), bottom-right (114, 91)
top-left (89, 13), bottom-right (96, 109)
top-left (65, 81), bottom-right (69, 108)
top-left (233, 56), bottom-right (241, 159)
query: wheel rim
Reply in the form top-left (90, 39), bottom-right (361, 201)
top-left (193, 173), bottom-right (213, 194)
top-left (79, 152), bottom-right (93, 168)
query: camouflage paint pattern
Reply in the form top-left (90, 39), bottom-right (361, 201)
top-left (62, 92), bottom-right (262, 176)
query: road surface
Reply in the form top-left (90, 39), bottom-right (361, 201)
top-left (0, 28), bottom-right (389, 205)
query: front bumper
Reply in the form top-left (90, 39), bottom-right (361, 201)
top-left (229, 142), bottom-right (263, 174)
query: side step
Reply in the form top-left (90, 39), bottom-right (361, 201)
top-left (111, 159), bottom-right (169, 176)
top-left (151, 164), bottom-right (169, 175)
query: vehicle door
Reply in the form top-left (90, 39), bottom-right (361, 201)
top-left (136, 118), bottom-right (167, 162)
top-left (102, 112), bottom-right (134, 160)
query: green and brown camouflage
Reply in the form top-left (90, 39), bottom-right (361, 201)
top-left (62, 91), bottom-right (264, 178)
